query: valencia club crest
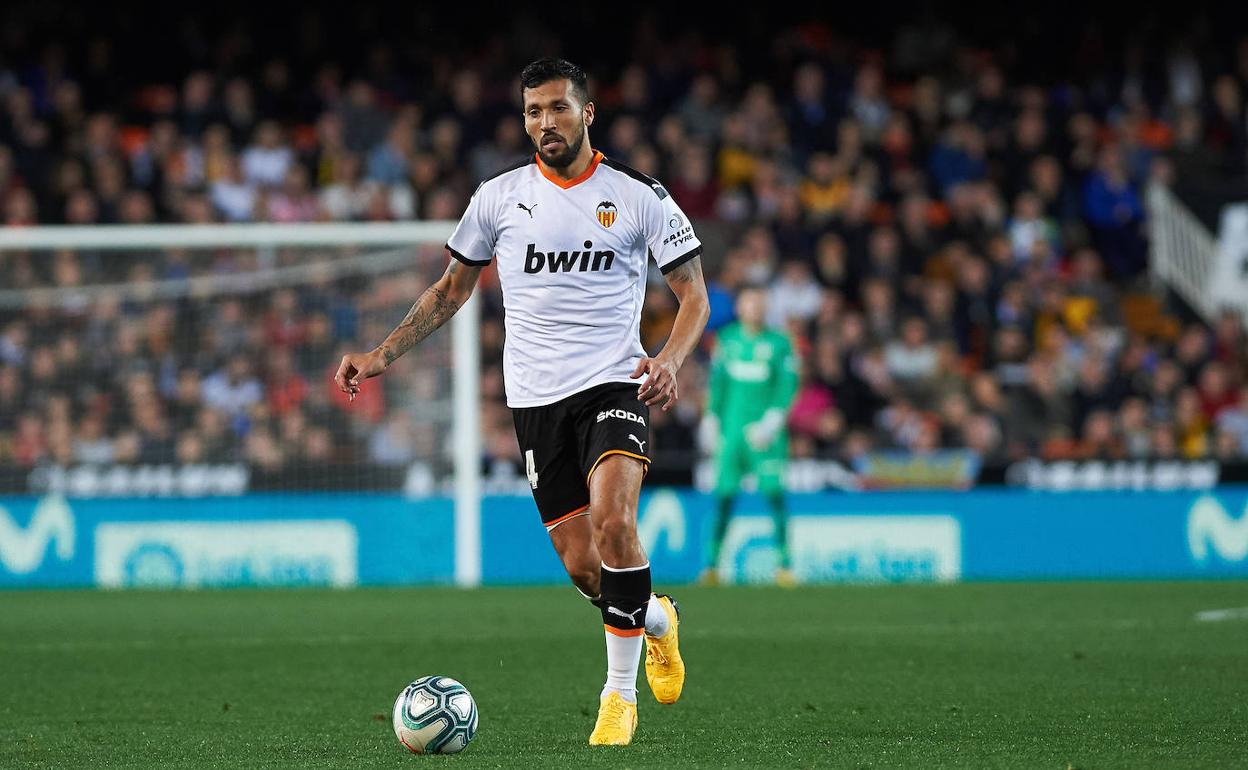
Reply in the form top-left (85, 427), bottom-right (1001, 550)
top-left (596, 201), bottom-right (617, 228)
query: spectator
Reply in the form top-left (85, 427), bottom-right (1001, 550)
top-left (266, 165), bottom-right (319, 222)
top-left (367, 119), bottom-right (415, 185)
top-left (678, 73), bottom-right (727, 142)
top-left (339, 81), bottom-right (388, 153)
top-left (1006, 191), bottom-right (1058, 265)
top-left (209, 155), bottom-right (255, 222)
top-left (1174, 387), bottom-right (1211, 458)
top-left (799, 152), bottom-right (850, 224)
top-left (267, 348), bottom-right (309, 418)
top-left (3, 14), bottom-right (1248, 478)
top-left (929, 121), bottom-right (988, 195)
top-left (885, 316), bottom-right (938, 384)
top-left (1082, 146), bottom-right (1146, 280)
top-left (1114, 397), bottom-right (1150, 458)
top-left (241, 121), bottom-right (293, 188)
top-left (1196, 361), bottom-right (1237, 420)
top-left (668, 145), bottom-right (718, 219)
top-left (1216, 386), bottom-right (1248, 455)
top-left (202, 355), bottom-right (263, 423)
top-left (766, 261), bottom-right (822, 330)
top-left (73, 413), bottom-right (114, 464)
top-left (370, 412), bottom-right (417, 466)
top-left (319, 152), bottom-right (373, 221)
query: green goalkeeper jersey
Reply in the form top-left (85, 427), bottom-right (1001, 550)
top-left (706, 322), bottom-right (800, 431)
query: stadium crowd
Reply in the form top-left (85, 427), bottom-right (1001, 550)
top-left (3, 12), bottom-right (1248, 480)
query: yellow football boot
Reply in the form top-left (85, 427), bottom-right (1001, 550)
top-left (588, 691), bottom-right (637, 746)
top-left (644, 593), bottom-right (685, 705)
top-left (775, 567), bottom-right (797, 588)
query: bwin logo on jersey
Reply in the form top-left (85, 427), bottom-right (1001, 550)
top-left (596, 408), bottom-right (646, 426)
top-left (524, 242), bottom-right (615, 273)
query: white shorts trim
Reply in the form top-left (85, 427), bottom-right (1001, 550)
top-left (545, 509), bottom-right (591, 532)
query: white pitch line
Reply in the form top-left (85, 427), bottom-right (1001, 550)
top-left (1194, 607), bottom-right (1248, 623)
top-left (0, 634), bottom-right (402, 653)
top-left (0, 628), bottom-right (556, 653)
top-left (0, 617), bottom-right (1161, 653)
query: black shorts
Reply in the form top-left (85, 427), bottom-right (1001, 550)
top-left (512, 381), bottom-right (651, 529)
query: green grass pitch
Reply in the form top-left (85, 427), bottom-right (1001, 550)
top-left (2, 583), bottom-right (1246, 769)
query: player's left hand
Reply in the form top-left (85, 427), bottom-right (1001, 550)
top-left (631, 356), bottom-right (680, 411)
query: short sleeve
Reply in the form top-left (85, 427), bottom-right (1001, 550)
top-left (445, 182), bottom-right (496, 266)
top-left (642, 182), bottom-right (703, 274)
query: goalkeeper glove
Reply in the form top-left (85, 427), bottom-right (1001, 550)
top-left (698, 413), bottom-right (720, 454)
top-left (745, 408), bottom-right (786, 451)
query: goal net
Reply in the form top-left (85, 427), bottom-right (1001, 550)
top-left (0, 222), bottom-right (484, 582)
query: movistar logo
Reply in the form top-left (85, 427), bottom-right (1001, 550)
top-left (0, 496), bottom-right (75, 575)
top-left (524, 242), bottom-right (615, 273)
top-left (1188, 495), bottom-right (1248, 563)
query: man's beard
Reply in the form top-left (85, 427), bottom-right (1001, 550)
top-left (536, 127), bottom-right (586, 168)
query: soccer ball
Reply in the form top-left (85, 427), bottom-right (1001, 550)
top-left (392, 676), bottom-right (479, 755)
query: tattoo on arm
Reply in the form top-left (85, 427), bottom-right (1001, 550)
top-left (374, 283), bottom-right (463, 366)
top-left (666, 256), bottom-right (704, 286)
top-left (656, 256), bottom-right (710, 368)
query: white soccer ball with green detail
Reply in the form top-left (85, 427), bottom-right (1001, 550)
top-left (392, 676), bottom-right (478, 754)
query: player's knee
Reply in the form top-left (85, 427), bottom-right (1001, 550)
top-left (593, 514), bottom-right (638, 561)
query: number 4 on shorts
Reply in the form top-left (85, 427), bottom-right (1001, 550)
top-left (526, 449), bottom-right (538, 489)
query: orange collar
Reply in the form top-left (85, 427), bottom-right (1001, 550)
top-left (535, 149), bottom-right (603, 189)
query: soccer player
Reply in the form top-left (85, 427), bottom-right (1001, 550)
top-left (334, 58), bottom-right (708, 746)
top-left (700, 285), bottom-right (799, 586)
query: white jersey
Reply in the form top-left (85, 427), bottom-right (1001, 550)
top-left (446, 150), bottom-right (702, 408)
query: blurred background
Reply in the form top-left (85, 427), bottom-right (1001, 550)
top-left (3, 3), bottom-right (1248, 587)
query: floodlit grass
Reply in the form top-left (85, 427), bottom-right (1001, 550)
top-left (1, 583), bottom-right (1246, 768)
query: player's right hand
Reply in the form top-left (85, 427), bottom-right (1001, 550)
top-left (334, 350), bottom-right (387, 401)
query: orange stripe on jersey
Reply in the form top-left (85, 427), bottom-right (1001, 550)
top-left (604, 624), bottom-right (645, 638)
top-left (544, 504), bottom-right (590, 530)
top-left (587, 450), bottom-right (650, 485)
top-left (536, 150), bottom-right (604, 189)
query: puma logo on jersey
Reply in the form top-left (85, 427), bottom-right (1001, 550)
top-left (607, 605), bottom-right (645, 625)
top-left (596, 409), bottom-right (646, 426)
top-left (516, 202), bottom-right (537, 218)
top-left (524, 242), bottom-right (615, 273)
top-left (628, 434), bottom-right (647, 453)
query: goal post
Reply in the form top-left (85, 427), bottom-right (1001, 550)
top-left (0, 221), bottom-right (485, 587)
top-left (0, 222), bottom-right (456, 251)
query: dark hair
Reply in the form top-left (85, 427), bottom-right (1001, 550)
top-left (520, 57), bottom-right (590, 105)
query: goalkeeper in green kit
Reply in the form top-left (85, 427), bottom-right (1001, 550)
top-left (700, 285), bottom-right (800, 586)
